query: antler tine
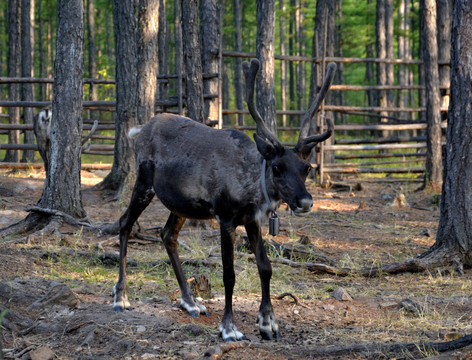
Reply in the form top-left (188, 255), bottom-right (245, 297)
top-left (243, 59), bottom-right (281, 146)
top-left (297, 62), bottom-right (337, 147)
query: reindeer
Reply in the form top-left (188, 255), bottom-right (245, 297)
top-left (33, 106), bottom-right (98, 173)
top-left (113, 59), bottom-right (336, 341)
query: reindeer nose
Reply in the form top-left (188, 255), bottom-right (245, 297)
top-left (295, 195), bottom-right (313, 215)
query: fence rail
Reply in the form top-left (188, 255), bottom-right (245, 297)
top-left (1, 53), bottom-right (448, 181)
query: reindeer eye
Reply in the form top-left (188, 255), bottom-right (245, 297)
top-left (305, 164), bottom-right (312, 176)
top-left (272, 163), bottom-right (282, 177)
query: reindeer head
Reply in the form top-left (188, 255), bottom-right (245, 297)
top-left (39, 106), bottom-right (52, 126)
top-left (243, 59), bottom-right (335, 216)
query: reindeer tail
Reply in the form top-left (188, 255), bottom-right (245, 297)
top-left (128, 126), bottom-right (143, 138)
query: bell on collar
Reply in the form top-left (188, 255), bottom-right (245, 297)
top-left (269, 212), bottom-right (280, 236)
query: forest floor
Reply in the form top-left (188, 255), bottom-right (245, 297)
top-left (0, 169), bottom-right (471, 360)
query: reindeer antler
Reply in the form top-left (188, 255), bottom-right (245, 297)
top-left (243, 59), bottom-right (281, 147)
top-left (295, 62), bottom-right (337, 157)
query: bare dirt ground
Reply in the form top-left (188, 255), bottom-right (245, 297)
top-left (0, 169), bottom-right (471, 360)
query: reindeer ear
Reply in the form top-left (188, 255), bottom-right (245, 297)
top-left (293, 143), bottom-right (316, 161)
top-left (254, 133), bottom-right (278, 160)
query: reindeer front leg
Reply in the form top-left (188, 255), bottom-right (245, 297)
top-left (219, 222), bottom-right (246, 341)
top-left (114, 161), bottom-right (156, 312)
top-left (245, 221), bottom-right (281, 340)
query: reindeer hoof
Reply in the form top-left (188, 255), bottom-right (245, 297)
top-left (179, 297), bottom-right (209, 318)
top-left (113, 284), bottom-right (130, 312)
top-left (219, 323), bottom-right (247, 342)
top-left (257, 310), bottom-right (281, 341)
top-left (113, 305), bottom-right (125, 312)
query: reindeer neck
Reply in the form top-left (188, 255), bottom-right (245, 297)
top-left (260, 158), bottom-right (280, 215)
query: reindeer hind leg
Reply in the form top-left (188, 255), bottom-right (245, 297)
top-left (113, 160), bottom-right (156, 312)
top-left (162, 213), bottom-right (209, 317)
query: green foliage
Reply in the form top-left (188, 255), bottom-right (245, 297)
top-left (1, 0), bottom-right (423, 171)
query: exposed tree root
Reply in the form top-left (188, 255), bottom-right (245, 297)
top-left (0, 205), bottom-right (97, 241)
top-left (0, 212), bottom-right (51, 240)
top-left (26, 206), bottom-right (92, 228)
top-left (275, 333), bottom-right (472, 359)
top-left (238, 244), bottom-right (464, 278)
top-left (200, 335), bottom-right (472, 359)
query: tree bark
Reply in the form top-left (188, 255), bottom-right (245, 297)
top-left (436, 0), bottom-right (452, 119)
top-left (136, 0), bottom-right (159, 125)
top-left (86, 0), bottom-right (99, 122)
top-left (256, 0), bottom-right (277, 134)
top-left (39, 0), bottom-right (85, 218)
top-left (296, 0), bottom-right (306, 111)
top-left (279, 0), bottom-right (287, 127)
top-left (288, 0), bottom-right (295, 125)
top-left (420, 0), bottom-right (442, 192)
top-left (96, 0), bottom-right (138, 192)
top-left (222, 61), bottom-right (230, 125)
top-left (157, 0), bottom-right (168, 110)
top-left (21, 0), bottom-right (35, 163)
top-left (105, 1), bottom-right (113, 64)
top-left (0, 8), bottom-right (3, 81)
top-left (335, 0), bottom-right (344, 127)
top-left (200, 0), bottom-right (221, 125)
top-left (181, 0), bottom-right (204, 123)
top-left (365, 0), bottom-right (375, 112)
top-left (37, 0), bottom-right (47, 101)
top-left (376, 0), bottom-right (388, 135)
top-left (174, 0), bottom-right (183, 115)
top-left (233, 0), bottom-right (245, 126)
top-left (433, 0), bottom-right (472, 267)
top-left (5, 0), bottom-right (21, 163)
top-left (310, 0), bottom-right (335, 165)
top-left (385, 0), bottom-right (394, 113)
top-left (397, 0), bottom-right (411, 121)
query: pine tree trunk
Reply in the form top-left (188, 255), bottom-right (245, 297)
top-left (436, 0), bottom-right (452, 119)
top-left (5, 0), bottom-right (21, 163)
top-left (157, 0), bottom-right (168, 110)
top-left (385, 0), bottom-right (394, 115)
top-left (310, 0), bottom-right (335, 163)
top-left (296, 0), bottom-right (306, 111)
top-left (222, 61), bottom-right (230, 125)
top-left (233, 0), bottom-right (245, 126)
top-left (335, 0), bottom-right (344, 127)
top-left (397, 0), bottom-right (410, 122)
top-left (174, 0), bottom-right (183, 115)
top-left (105, 2), bottom-right (113, 63)
top-left (434, 0), bottom-right (472, 267)
top-left (365, 0), bottom-right (375, 116)
top-left (47, 16), bottom-right (53, 99)
top-left (181, 0), bottom-right (204, 123)
top-left (256, 0), bottom-right (276, 134)
top-left (136, 0), bottom-right (159, 125)
top-left (279, 0), bottom-right (287, 127)
top-left (37, 0), bottom-right (47, 101)
top-left (0, 9), bottom-right (3, 81)
top-left (97, 0), bottom-right (138, 192)
top-left (39, 0), bottom-right (85, 218)
top-left (21, 0), bottom-right (35, 163)
top-left (421, 0), bottom-right (442, 192)
top-left (288, 0), bottom-right (295, 126)
top-left (200, 0), bottom-right (221, 125)
top-left (376, 0), bottom-right (388, 136)
top-left (87, 0), bottom-right (99, 122)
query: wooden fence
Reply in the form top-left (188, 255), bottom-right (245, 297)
top-left (0, 54), bottom-right (448, 182)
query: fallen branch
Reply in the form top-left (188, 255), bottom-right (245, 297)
top-left (275, 292), bottom-right (311, 309)
top-left (202, 340), bottom-right (252, 359)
